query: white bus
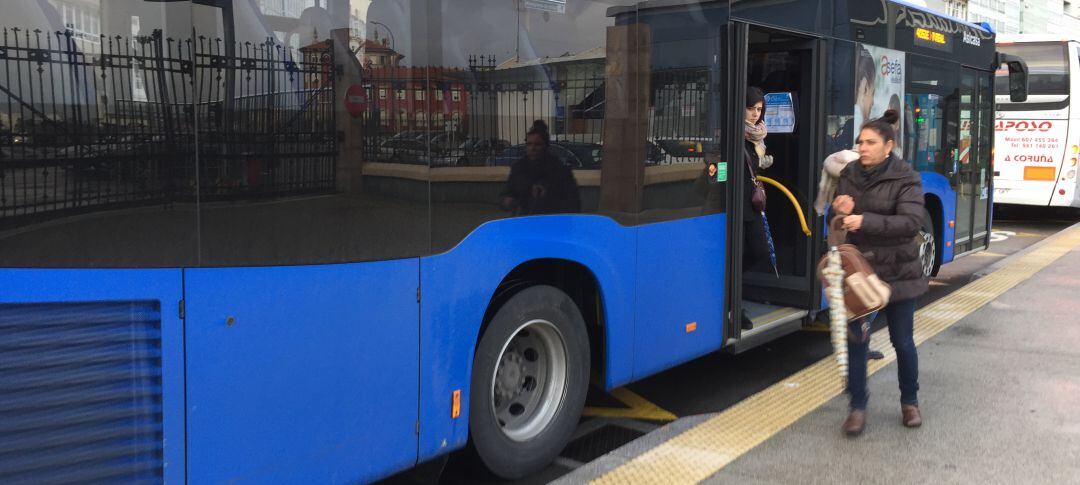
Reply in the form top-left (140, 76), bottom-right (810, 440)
top-left (994, 35), bottom-right (1080, 207)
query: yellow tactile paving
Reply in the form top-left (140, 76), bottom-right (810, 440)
top-left (591, 225), bottom-right (1080, 485)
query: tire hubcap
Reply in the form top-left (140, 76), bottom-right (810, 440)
top-left (918, 229), bottom-right (936, 277)
top-left (490, 319), bottom-right (568, 442)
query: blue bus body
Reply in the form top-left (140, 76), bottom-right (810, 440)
top-left (0, 0), bottom-right (1002, 482)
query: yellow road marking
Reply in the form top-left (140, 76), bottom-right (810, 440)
top-left (972, 251), bottom-right (1008, 257)
top-left (591, 225), bottom-right (1080, 485)
top-left (582, 387), bottom-right (678, 422)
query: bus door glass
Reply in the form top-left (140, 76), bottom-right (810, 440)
top-left (972, 71), bottom-right (993, 248)
top-left (956, 67), bottom-right (992, 254)
top-left (954, 70), bottom-right (975, 252)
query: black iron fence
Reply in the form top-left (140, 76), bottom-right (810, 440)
top-left (0, 28), bottom-right (335, 227)
top-left (359, 57), bottom-right (713, 168)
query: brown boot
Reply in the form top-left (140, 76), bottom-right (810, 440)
top-left (842, 410), bottom-right (866, 437)
top-left (902, 405), bottom-right (922, 428)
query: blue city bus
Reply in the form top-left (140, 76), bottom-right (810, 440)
top-left (0, 0), bottom-right (1025, 483)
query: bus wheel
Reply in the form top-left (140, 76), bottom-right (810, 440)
top-left (469, 285), bottom-right (590, 479)
top-left (918, 209), bottom-right (939, 278)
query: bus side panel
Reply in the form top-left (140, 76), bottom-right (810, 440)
top-left (633, 214), bottom-right (726, 380)
top-left (184, 261), bottom-right (419, 484)
top-left (0, 269), bottom-right (185, 485)
top-left (921, 172), bottom-right (957, 263)
top-left (418, 215), bottom-right (636, 462)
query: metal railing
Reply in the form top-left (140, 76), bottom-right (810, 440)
top-left (0, 28), bottom-right (336, 227)
top-left (359, 57), bottom-right (714, 168)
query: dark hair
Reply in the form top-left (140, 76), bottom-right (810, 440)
top-left (860, 109), bottom-right (899, 144)
top-left (856, 47), bottom-right (875, 87)
top-left (746, 86), bottom-right (766, 124)
top-left (888, 94), bottom-right (901, 112)
top-left (746, 86), bottom-right (765, 109)
top-left (527, 119), bottom-right (550, 145)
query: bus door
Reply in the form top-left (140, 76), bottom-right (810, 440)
top-left (953, 67), bottom-right (994, 254)
top-left (726, 23), bottom-right (819, 350)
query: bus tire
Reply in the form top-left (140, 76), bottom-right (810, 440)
top-left (469, 285), bottom-right (590, 479)
top-left (919, 208), bottom-right (940, 277)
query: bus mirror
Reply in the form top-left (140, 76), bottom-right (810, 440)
top-left (998, 53), bottom-right (1029, 103)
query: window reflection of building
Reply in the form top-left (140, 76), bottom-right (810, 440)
top-left (48, 0), bottom-right (101, 53)
top-left (365, 66), bottom-right (470, 135)
top-left (358, 35), bottom-right (402, 67)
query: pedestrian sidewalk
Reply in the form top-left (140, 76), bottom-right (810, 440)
top-left (555, 222), bottom-right (1080, 485)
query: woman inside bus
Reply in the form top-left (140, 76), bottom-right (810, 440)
top-left (741, 87), bottom-right (773, 329)
top-left (831, 109), bottom-right (928, 436)
top-left (499, 120), bottom-right (580, 216)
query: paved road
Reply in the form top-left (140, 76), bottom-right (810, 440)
top-left (381, 206), bottom-right (1079, 485)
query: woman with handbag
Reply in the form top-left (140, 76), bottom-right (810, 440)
top-left (740, 87), bottom-right (773, 329)
top-left (831, 109), bottom-right (928, 436)
top-left (743, 87), bottom-right (772, 271)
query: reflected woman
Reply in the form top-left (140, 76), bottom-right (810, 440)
top-left (499, 120), bottom-right (580, 216)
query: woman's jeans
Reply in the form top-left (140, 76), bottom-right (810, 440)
top-left (847, 298), bottom-right (919, 410)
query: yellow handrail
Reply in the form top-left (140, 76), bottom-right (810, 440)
top-left (757, 175), bottom-right (812, 237)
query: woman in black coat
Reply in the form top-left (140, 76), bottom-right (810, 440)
top-left (743, 87), bottom-right (772, 272)
top-left (499, 120), bottom-right (580, 216)
top-left (831, 109), bottom-right (928, 436)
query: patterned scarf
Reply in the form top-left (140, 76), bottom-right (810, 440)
top-left (744, 120), bottom-right (772, 168)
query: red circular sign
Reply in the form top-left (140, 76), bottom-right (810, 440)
top-left (344, 84), bottom-right (367, 118)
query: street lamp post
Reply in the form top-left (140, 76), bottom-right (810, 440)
top-left (367, 20), bottom-right (395, 55)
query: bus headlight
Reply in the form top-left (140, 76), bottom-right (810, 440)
top-left (1072, 157), bottom-right (1078, 167)
top-left (1072, 145), bottom-right (1079, 154)
top-left (1068, 170), bottom-right (1077, 180)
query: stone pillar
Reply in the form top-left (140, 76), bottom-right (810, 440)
top-left (332, 26), bottom-right (365, 193)
top-left (599, 23), bottom-right (650, 213)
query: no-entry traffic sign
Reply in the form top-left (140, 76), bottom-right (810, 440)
top-left (344, 85), bottom-right (367, 118)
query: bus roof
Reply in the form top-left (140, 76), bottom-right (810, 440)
top-left (892, 0), bottom-right (992, 34)
top-left (609, 0), bottom-right (994, 35)
top-left (997, 34), bottom-right (1076, 44)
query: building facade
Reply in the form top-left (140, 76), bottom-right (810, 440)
top-left (922, 0), bottom-right (1080, 35)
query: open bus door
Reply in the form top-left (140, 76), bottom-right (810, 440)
top-left (725, 22), bottom-right (820, 352)
top-left (952, 67), bottom-right (995, 254)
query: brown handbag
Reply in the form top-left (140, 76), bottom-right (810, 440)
top-left (816, 216), bottom-right (891, 320)
top-left (744, 149), bottom-right (767, 213)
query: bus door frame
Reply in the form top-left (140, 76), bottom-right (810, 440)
top-left (725, 21), bottom-right (826, 344)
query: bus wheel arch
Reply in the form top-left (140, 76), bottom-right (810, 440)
top-left (468, 278), bottom-right (593, 479)
top-left (922, 196), bottom-right (943, 277)
top-left (477, 259), bottom-right (605, 379)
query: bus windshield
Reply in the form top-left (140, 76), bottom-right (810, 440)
top-left (995, 43), bottom-right (1069, 97)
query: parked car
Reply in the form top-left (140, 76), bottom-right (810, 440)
top-left (652, 138), bottom-right (716, 164)
top-left (377, 138), bottom-right (430, 165)
top-left (492, 141), bottom-right (663, 169)
top-left (448, 138), bottom-right (511, 167)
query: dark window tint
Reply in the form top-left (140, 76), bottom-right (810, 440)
top-left (994, 43), bottom-right (1069, 97)
top-left (0, 1), bottom-right (197, 268)
top-left (195, 0), bottom-right (429, 266)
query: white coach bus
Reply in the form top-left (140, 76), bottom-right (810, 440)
top-left (994, 35), bottom-right (1080, 208)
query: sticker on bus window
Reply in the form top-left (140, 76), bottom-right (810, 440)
top-left (717, 162), bottom-right (728, 182)
top-left (764, 92), bottom-right (796, 134)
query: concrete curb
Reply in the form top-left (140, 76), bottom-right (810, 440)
top-left (549, 413), bottom-right (716, 484)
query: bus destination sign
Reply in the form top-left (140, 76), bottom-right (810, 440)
top-left (914, 27), bottom-right (951, 52)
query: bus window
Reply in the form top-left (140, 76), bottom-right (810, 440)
top-left (994, 43), bottom-right (1069, 98)
top-left (906, 56), bottom-right (959, 175)
top-left (191, 2), bottom-right (430, 266)
top-left (0, 1), bottom-right (198, 268)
